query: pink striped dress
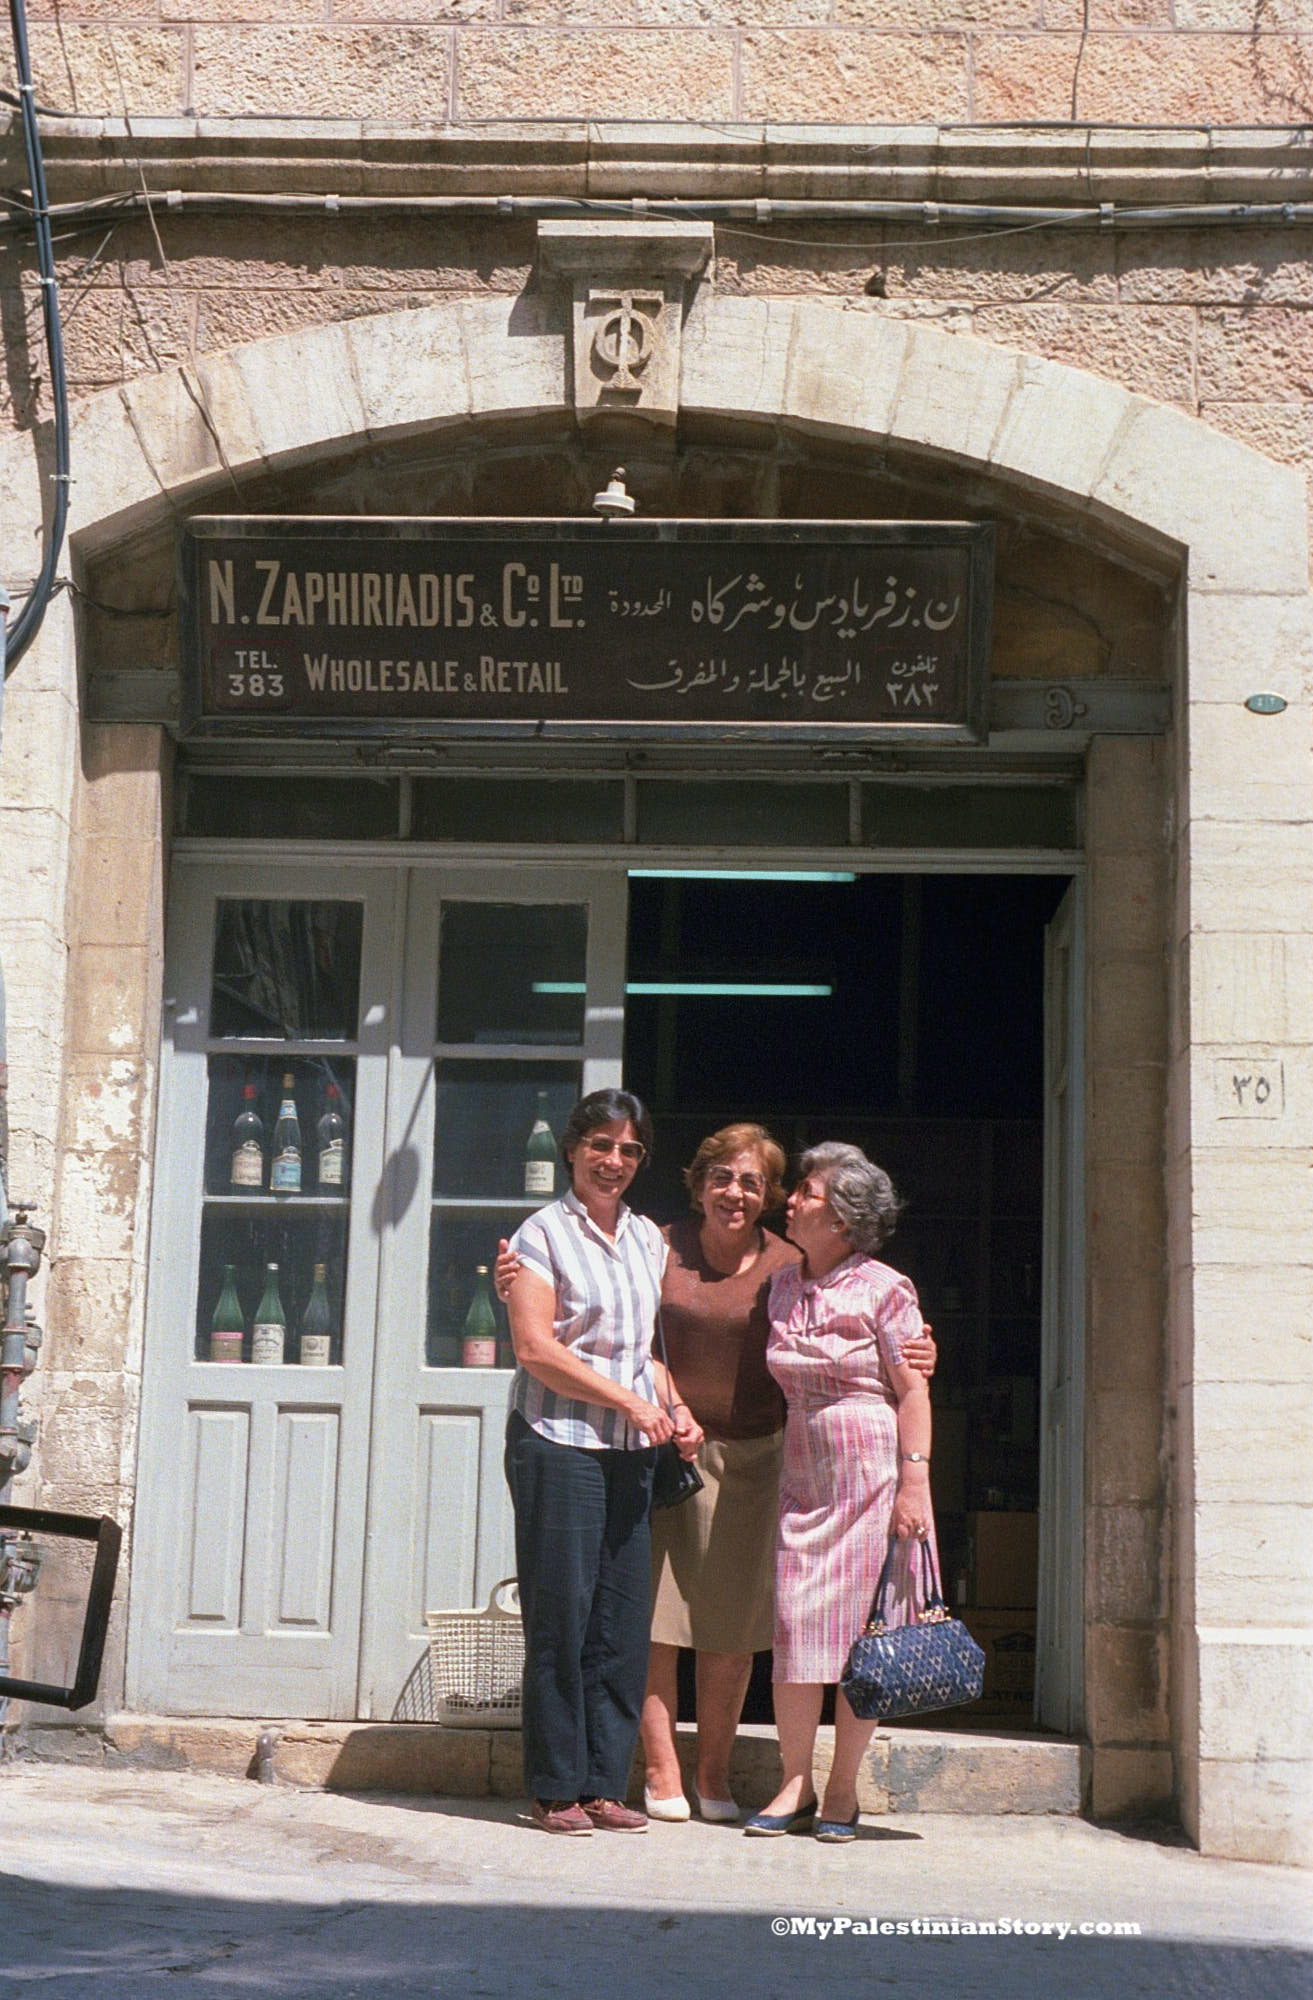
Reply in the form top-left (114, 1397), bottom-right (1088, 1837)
top-left (767, 1253), bottom-right (936, 1683)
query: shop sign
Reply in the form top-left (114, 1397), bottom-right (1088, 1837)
top-left (179, 518), bottom-right (994, 742)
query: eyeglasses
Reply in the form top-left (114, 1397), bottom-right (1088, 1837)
top-left (581, 1136), bottom-right (647, 1165)
top-left (705, 1167), bottom-right (766, 1196)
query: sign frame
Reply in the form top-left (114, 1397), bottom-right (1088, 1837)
top-left (178, 516), bottom-right (994, 745)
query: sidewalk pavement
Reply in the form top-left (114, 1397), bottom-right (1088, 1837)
top-left (0, 1764), bottom-right (1308, 1999)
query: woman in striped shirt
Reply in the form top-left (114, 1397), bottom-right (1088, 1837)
top-left (503, 1087), bottom-right (704, 1837)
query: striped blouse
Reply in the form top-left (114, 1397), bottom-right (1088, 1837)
top-left (509, 1190), bottom-right (668, 1451)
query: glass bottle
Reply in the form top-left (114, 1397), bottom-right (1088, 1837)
top-left (317, 1082), bottom-right (347, 1190)
top-left (230, 1082), bottom-right (265, 1190)
top-left (300, 1262), bottom-right (334, 1367)
top-left (462, 1265), bottom-right (498, 1367)
top-left (210, 1263), bottom-right (245, 1363)
top-left (524, 1091), bottom-right (556, 1197)
top-left (270, 1073), bottom-right (302, 1194)
top-left (252, 1262), bottom-right (286, 1365)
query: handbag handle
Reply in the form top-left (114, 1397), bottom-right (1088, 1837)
top-left (863, 1535), bottom-right (948, 1635)
top-left (634, 1225), bottom-right (678, 1421)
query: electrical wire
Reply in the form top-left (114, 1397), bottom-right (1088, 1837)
top-left (4, 0), bottom-right (70, 676)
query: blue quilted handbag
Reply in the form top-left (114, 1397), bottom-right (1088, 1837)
top-left (840, 1537), bottom-right (985, 1722)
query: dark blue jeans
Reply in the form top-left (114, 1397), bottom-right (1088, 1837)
top-left (505, 1410), bottom-right (655, 1803)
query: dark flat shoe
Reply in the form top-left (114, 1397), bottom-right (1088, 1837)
top-left (814, 1810), bottom-right (861, 1843)
top-left (744, 1800), bottom-right (817, 1837)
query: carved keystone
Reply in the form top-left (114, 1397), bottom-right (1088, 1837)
top-left (537, 220), bottom-right (713, 426)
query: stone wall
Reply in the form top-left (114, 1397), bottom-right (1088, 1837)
top-left (6, 9), bottom-right (1313, 126)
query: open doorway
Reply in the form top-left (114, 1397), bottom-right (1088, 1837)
top-left (623, 869), bottom-right (1069, 1726)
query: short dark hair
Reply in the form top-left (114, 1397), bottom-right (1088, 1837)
top-left (561, 1088), bottom-right (654, 1167)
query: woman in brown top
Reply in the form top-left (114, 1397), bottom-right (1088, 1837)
top-left (642, 1123), bottom-right (798, 1822)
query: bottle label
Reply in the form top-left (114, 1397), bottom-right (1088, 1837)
top-left (300, 1335), bottom-right (332, 1367)
top-left (231, 1140), bottom-right (263, 1189)
top-left (252, 1323), bottom-right (285, 1365)
top-left (319, 1139), bottom-right (344, 1188)
top-left (209, 1330), bottom-right (244, 1363)
top-left (524, 1160), bottom-right (555, 1195)
top-left (462, 1336), bottom-right (498, 1369)
top-left (271, 1148), bottom-right (302, 1193)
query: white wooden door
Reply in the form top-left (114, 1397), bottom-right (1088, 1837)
top-left (355, 865), bottom-right (628, 1719)
top-left (127, 865), bottom-right (398, 1716)
top-left (1035, 878), bottom-right (1086, 1732)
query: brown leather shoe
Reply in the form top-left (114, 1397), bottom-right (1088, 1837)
top-left (532, 1798), bottom-right (593, 1836)
top-left (579, 1797), bottom-right (648, 1832)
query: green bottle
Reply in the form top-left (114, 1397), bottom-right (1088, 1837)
top-left (300, 1262), bottom-right (334, 1367)
top-left (252, 1262), bottom-right (286, 1365)
top-left (524, 1093), bottom-right (556, 1197)
top-left (210, 1263), bottom-right (245, 1363)
top-left (462, 1265), bottom-right (498, 1367)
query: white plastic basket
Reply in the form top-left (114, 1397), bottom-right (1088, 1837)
top-left (425, 1577), bottom-right (524, 1729)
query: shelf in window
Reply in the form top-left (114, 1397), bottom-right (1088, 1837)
top-left (203, 1193), bottom-right (351, 1209)
top-left (431, 1196), bottom-right (553, 1211)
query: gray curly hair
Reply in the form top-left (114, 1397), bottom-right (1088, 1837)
top-left (799, 1142), bottom-right (903, 1255)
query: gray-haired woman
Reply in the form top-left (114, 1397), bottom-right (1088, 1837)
top-left (744, 1142), bottom-right (935, 1844)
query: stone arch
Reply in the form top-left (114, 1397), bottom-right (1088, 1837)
top-left (2, 296), bottom-right (1309, 1865)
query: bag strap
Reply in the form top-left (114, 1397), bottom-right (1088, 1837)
top-left (863, 1535), bottom-right (950, 1634)
top-left (634, 1223), bottom-right (677, 1420)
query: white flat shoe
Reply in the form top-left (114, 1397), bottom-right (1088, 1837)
top-left (644, 1786), bottom-right (692, 1822)
top-left (697, 1791), bottom-right (740, 1823)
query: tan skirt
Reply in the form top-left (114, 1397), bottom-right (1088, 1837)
top-left (650, 1430), bottom-right (783, 1654)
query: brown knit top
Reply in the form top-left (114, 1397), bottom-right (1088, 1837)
top-left (658, 1216), bottom-right (800, 1440)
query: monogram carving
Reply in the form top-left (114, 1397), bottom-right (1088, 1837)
top-left (537, 220), bottom-right (713, 427)
top-left (589, 290), bottom-right (664, 391)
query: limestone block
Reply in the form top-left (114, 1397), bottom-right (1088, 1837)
top-left (0, 805), bottom-right (74, 928)
top-left (50, 1150), bottom-right (139, 1263)
top-left (225, 322), bottom-right (369, 473)
top-left (975, 303), bottom-right (1195, 410)
top-left (1089, 957), bottom-right (1168, 1072)
top-left (1186, 820), bottom-right (1313, 935)
top-left (1089, 1746), bottom-right (1174, 1820)
top-left (0, 682), bottom-right (77, 816)
top-left (1195, 1756), bottom-right (1313, 1866)
top-left (1189, 1263), bottom-right (1313, 1385)
top-left (1194, 1502), bottom-right (1313, 1626)
top-left (457, 29), bottom-right (734, 120)
top-left (970, 31), bottom-right (1082, 119)
top-left (191, 29), bottom-right (450, 120)
top-left (1184, 698), bottom-right (1313, 826)
top-left (1092, 405), bottom-right (1307, 595)
top-left (18, 27), bottom-right (185, 116)
top-left (1089, 1389), bottom-right (1164, 1506)
top-left (990, 31), bottom-right (1313, 126)
top-left (1186, 591), bottom-right (1313, 707)
top-left (74, 838), bottom-right (160, 951)
top-left (82, 723), bottom-right (171, 830)
top-left (739, 32), bottom-right (970, 122)
top-left (67, 942), bottom-right (152, 1060)
top-left (488, 1728), bottom-right (524, 1798)
top-left (1086, 1622), bottom-right (1170, 1744)
top-left (318, 1724), bottom-right (492, 1795)
top-left (44, 1257), bottom-right (138, 1374)
top-left (781, 305), bottom-right (909, 444)
top-left (343, 306), bottom-right (470, 444)
top-left (681, 295), bottom-right (795, 423)
top-left (1085, 736), bottom-right (1169, 855)
top-left (106, 1716), bottom-right (256, 1778)
top-left (988, 353), bottom-right (1131, 509)
top-left (60, 1058), bottom-right (150, 1164)
top-left (1188, 932), bottom-right (1304, 1045)
top-left (1188, 1146), bottom-right (1313, 1267)
top-left (882, 1731), bottom-right (1084, 1815)
top-left (888, 321), bottom-right (1022, 470)
top-left (1189, 1379), bottom-right (1313, 1508)
top-left (460, 298), bottom-right (566, 420)
top-left (1198, 305), bottom-right (1313, 404)
top-left (1088, 1504), bottom-right (1164, 1624)
top-left (1089, 1264), bottom-right (1165, 1395)
top-left (1090, 849), bottom-right (1168, 960)
top-left (1119, 230), bottom-right (1313, 308)
top-left (1087, 1062), bottom-right (1165, 1168)
top-left (1200, 1631), bottom-right (1313, 1763)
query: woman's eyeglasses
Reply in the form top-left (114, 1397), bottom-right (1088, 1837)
top-left (581, 1136), bottom-right (647, 1165)
top-left (705, 1167), bottom-right (766, 1196)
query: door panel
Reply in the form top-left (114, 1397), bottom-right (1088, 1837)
top-left (356, 866), bottom-right (628, 1720)
top-left (1036, 879), bottom-right (1086, 1732)
top-left (127, 864), bottom-right (397, 1717)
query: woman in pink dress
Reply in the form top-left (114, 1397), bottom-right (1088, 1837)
top-left (745, 1142), bottom-right (934, 1844)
